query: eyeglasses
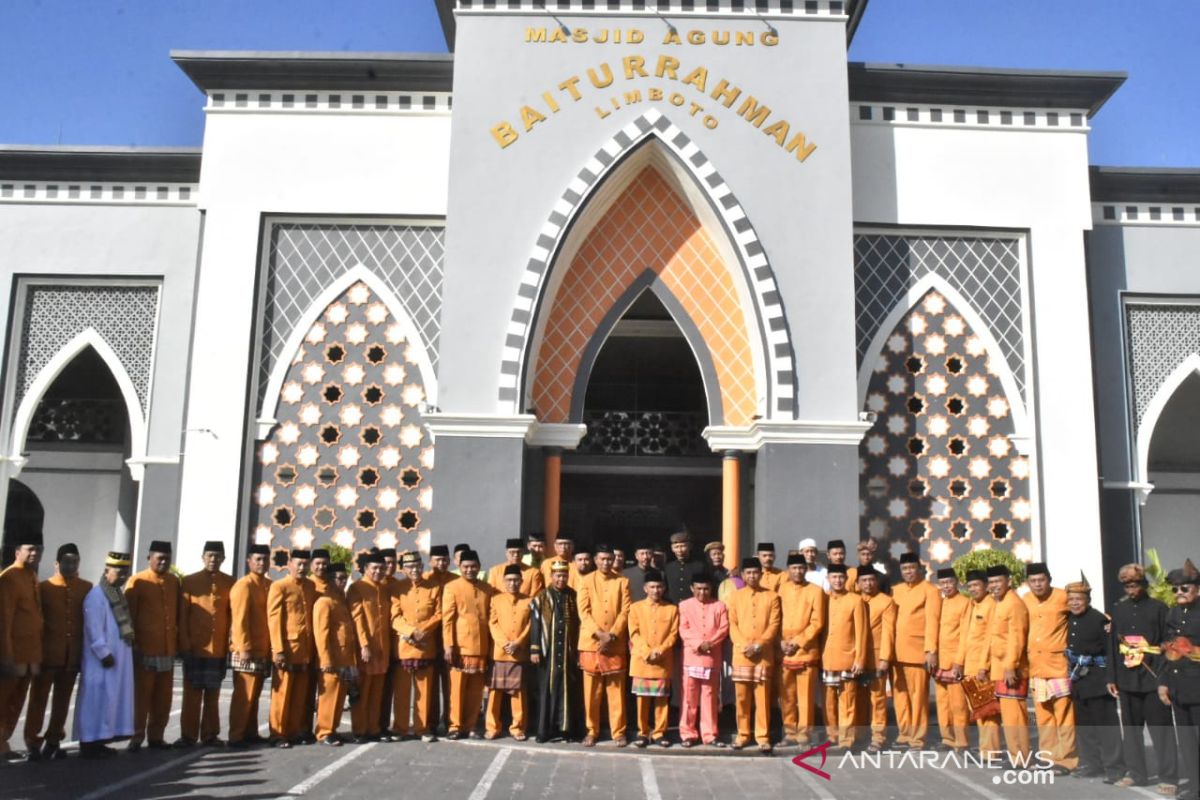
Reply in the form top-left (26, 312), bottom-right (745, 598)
top-left (1171, 585), bottom-right (1194, 593)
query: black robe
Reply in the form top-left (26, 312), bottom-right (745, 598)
top-left (530, 585), bottom-right (582, 742)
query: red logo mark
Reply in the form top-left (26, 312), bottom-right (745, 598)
top-left (791, 740), bottom-right (833, 781)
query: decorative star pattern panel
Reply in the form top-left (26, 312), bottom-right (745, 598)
top-left (859, 290), bottom-right (1033, 567)
top-left (1125, 303), bottom-right (1200, 429)
top-left (251, 282), bottom-right (433, 564)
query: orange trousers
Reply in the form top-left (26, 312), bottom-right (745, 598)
top-left (0, 675), bottom-right (32, 754)
top-left (780, 666), bottom-right (819, 743)
top-left (582, 671), bottom-right (627, 740)
top-left (977, 714), bottom-right (1002, 756)
top-left (449, 669), bottom-right (486, 735)
top-left (824, 681), bottom-right (858, 748)
top-left (180, 680), bottom-right (222, 743)
top-left (856, 676), bottom-right (888, 747)
top-left (315, 672), bottom-right (348, 741)
top-left (269, 667), bottom-right (311, 740)
top-left (1034, 693), bottom-right (1078, 769)
top-left (999, 696), bottom-right (1031, 763)
top-left (351, 672), bottom-right (385, 736)
top-left (133, 665), bottom-right (174, 744)
top-left (891, 663), bottom-right (930, 747)
top-left (734, 679), bottom-right (771, 746)
top-left (934, 680), bottom-right (970, 749)
top-left (634, 695), bottom-right (669, 741)
top-left (393, 664), bottom-right (436, 736)
top-left (485, 688), bottom-right (526, 737)
top-left (228, 671), bottom-right (266, 743)
top-left (23, 668), bottom-right (76, 749)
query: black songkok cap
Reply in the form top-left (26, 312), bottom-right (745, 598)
top-left (459, 549), bottom-right (481, 564)
top-left (899, 552), bottom-right (920, 565)
top-left (149, 540), bottom-right (172, 555)
top-left (594, 543), bottom-right (614, 555)
top-left (741, 557), bottom-right (762, 570)
top-left (688, 566), bottom-right (714, 585)
top-left (203, 540), bottom-right (225, 555)
top-left (505, 538), bottom-right (523, 550)
top-left (290, 549), bottom-right (311, 560)
top-left (756, 542), bottom-right (775, 553)
top-left (503, 564), bottom-right (523, 578)
top-left (378, 548), bottom-right (397, 559)
top-left (363, 551), bottom-right (385, 565)
top-left (329, 562), bottom-right (347, 574)
top-left (985, 565), bottom-right (1010, 578)
top-left (827, 564), bottom-right (848, 575)
top-left (1025, 562), bottom-right (1049, 577)
top-left (429, 544), bottom-right (450, 558)
top-left (786, 552), bottom-right (806, 566)
top-left (56, 543), bottom-right (79, 561)
top-left (827, 539), bottom-right (846, 550)
top-left (526, 531), bottom-right (545, 543)
top-left (643, 568), bottom-right (665, 584)
top-left (454, 543), bottom-right (470, 555)
top-left (936, 568), bottom-right (957, 580)
top-left (310, 548), bottom-right (331, 560)
top-left (248, 544), bottom-right (270, 557)
top-left (965, 570), bottom-right (987, 584)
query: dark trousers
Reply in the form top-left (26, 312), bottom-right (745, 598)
top-left (1121, 689), bottom-right (1178, 784)
top-left (1175, 702), bottom-right (1199, 800)
top-left (1074, 693), bottom-right (1123, 779)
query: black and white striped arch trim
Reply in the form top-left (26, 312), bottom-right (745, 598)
top-left (497, 108), bottom-right (796, 417)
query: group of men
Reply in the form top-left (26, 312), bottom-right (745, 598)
top-left (0, 528), bottom-right (1197, 800)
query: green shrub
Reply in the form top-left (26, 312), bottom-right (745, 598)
top-left (951, 548), bottom-right (1026, 587)
top-left (326, 542), bottom-right (354, 572)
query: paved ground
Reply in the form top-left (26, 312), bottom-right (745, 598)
top-left (0, 677), bottom-right (1176, 800)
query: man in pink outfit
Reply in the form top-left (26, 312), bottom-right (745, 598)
top-left (678, 568), bottom-right (730, 748)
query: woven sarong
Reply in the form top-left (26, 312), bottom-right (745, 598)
top-left (731, 664), bottom-right (768, 684)
top-left (579, 651), bottom-right (625, 676)
top-left (684, 666), bottom-right (712, 681)
top-left (632, 678), bottom-right (670, 697)
top-left (183, 655), bottom-right (227, 690)
top-left (397, 658), bottom-right (434, 673)
top-left (489, 662), bottom-right (524, 694)
top-left (139, 654), bottom-right (174, 673)
top-left (452, 655), bottom-right (488, 675)
top-left (1031, 676), bottom-right (1072, 702)
top-left (230, 654), bottom-right (272, 675)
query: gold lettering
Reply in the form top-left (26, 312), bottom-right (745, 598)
top-left (595, 29), bottom-right (609, 43)
top-left (703, 115), bottom-right (719, 129)
top-left (623, 55), bottom-right (648, 79)
top-left (611, 97), bottom-right (620, 110)
top-left (649, 87), bottom-right (664, 101)
top-left (662, 29), bottom-right (682, 45)
top-left (628, 29), bottom-right (644, 43)
top-left (595, 105), bottom-right (611, 119)
top-left (587, 64), bottom-right (614, 89)
top-left (761, 30), bottom-right (779, 46)
top-left (688, 101), bottom-right (704, 117)
top-left (491, 122), bottom-right (518, 148)
top-left (559, 76), bottom-right (583, 101)
top-left (737, 96), bottom-right (771, 128)
top-left (520, 105), bottom-right (547, 132)
top-left (669, 92), bottom-right (686, 107)
top-left (735, 31), bottom-right (755, 46)
top-left (655, 56), bottom-right (680, 80)
top-left (784, 131), bottom-right (817, 161)
top-left (573, 28), bottom-right (588, 43)
top-left (623, 90), bottom-right (643, 105)
top-left (542, 91), bottom-right (560, 113)
top-left (681, 66), bottom-right (708, 93)
top-left (525, 28), bottom-right (547, 43)
top-left (549, 27), bottom-right (568, 44)
top-left (710, 79), bottom-right (741, 108)
top-left (687, 30), bottom-right (705, 45)
top-left (763, 119), bottom-right (789, 146)
top-left (712, 31), bottom-right (730, 46)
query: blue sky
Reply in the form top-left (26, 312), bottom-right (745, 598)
top-left (0, 0), bottom-right (1194, 167)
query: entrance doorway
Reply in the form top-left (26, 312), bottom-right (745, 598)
top-left (1141, 370), bottom-right (1200, 572)
top-left (562, 290), bottom-right (721, 556)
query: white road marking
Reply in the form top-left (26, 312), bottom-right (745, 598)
top-left (638, 757), bottom-right (662, 800)
top-left (75, 750), bottom-right (206, 800)
top-left (272, 741), bottom-right (377, 799)
top-left (467, 746), bottom-right (513, 800)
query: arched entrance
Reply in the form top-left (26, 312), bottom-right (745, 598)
top-left (1140, 369), bottom-right (1200, 572)
top-left (6, 345), bottom-right (137, 573)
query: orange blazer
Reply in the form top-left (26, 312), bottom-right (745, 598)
top-left (179, 570), bottom-right (235, 658)
top-left (124, 568), bottom-right (180, 658)
top-left (39, 574), bottom-right (91, 670)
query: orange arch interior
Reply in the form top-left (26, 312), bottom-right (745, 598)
top-left (531, 166), bottom-right (757, 426)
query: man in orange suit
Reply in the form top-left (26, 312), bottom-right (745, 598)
top-left (628, 569), bottom-right (679, 748)
top-left (1022, 562), bottom-right (1078, 775)
top-left (177, 541), bottom-right (235, 747)
top-left (393, 551), bottom-right (442, 742)
top-left (267, 548), bottom-right (316, 748)
top-left (576, 543), bottom-right (632, 747)
top-left (313, 562), bottom-right (356, 746)
top-left (489, 538), bottom-right (545, 598)
top-left (858, 569), bottom-right (895, 753)
top-left (822, 564), bottom-right (866, 753)
top-left (228, 544), bottom-right (272, 748)
top-left (986, 564), bottom-right (1031, 765)
top-left (424, 544), bottom-right (455, 734)
top-left (728, 557), bottom-right (782, 754)
top-left (24, 542), bottom-right (88, 761)
top-left (442, 549), bottom-right (493, 739)
top-left (0, 530), bottom-right (43, 761)
top-left (347, 551), bottom-right (391, 742)
top-left (952, 569), bottom-right (1001, 757)
top-left (124, 540), bottom-right (180, 752)
top-left (932, 567), bottom-right (971, 754)
top-left (756, 543), bottom-right (783, 592)
top-left (778, 552), bottom-right (825, 747)
top-left (486, 564), bottom-right (533, 740)
top-left (891, 551), bottom-right (942, 750)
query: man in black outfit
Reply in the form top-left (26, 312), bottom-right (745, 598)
top-left (663, 530), bottom-right (704, 603)
top-left (1160, 559), bottom-right (1200, 800)
top-left (623, 543), bottom-right (655, 602)
top-left (1110, 562), bottom-right (1176, 791)
top-left (1064, 575), bottom-right (1122, 783)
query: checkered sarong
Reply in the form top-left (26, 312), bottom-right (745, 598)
top-left (183, 656), bottom-right (227, 690)
top-left (632, 678), bottom-right (670, 697)
top-left (139, 654), bottom-right (174, 673)
top-left (731, 664), bottom-right (768, 684)
top-left (230, 654), bottom-right (271, 676)
top-left (489, 662), bottom-right (524, 694)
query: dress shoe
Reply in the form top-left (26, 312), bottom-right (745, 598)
top-left (320, 737), bottom-right (342, 747)
top-left (25, 743), bottom-right (43, 762)
top-left (707, 740), bottom-right (727, 748)
top-left (681, 739), bottom-right (697, 749)
top-left (446, 731), bottom-right (465, 741)
top-left (45, 743), bottom-right (65, 760)
top-left (201, 738), bottom-right (224, 748)
top-left (172, 737), bottom-right (196, 749)
top-left (81, 744), bottom-right (117, 760)
top-left (273, 739), bottom-right (292, 749)
top-left (126, 740), bottom-right (142, 753)
top-left (655, 738), bottom-right (671, 748)
top-left (421, 733), bottom-right (437, 743)
top-left (468, 731), bottom-right (483, 740)
top-left (147, 741), bottom-right (171, 750)
top-left (634, 738), bottom-right (649, 749)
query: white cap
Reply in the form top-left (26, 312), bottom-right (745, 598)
top-left (798, 538), bottom-right (817, 549)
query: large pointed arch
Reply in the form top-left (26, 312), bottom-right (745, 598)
top-left (857, 273), bottom-right (1031, 440)
top-left (258, 264), bottom-right (438, 438)
top-left (7, 328), bottom-right (147, 474)
top-left (1136, 352), bottom-right (1200, 487)
top-left (496, 108), bottom-right (795, 421)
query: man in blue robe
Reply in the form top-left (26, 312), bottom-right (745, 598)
top-left (74, 551), bottom-right (135, 758)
